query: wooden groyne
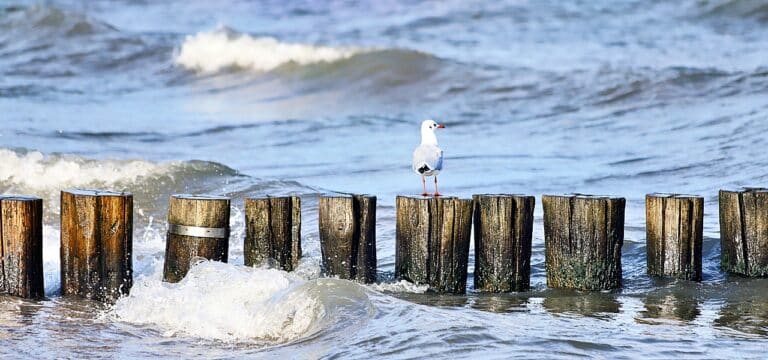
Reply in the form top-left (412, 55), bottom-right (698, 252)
top-left (319, 194), bottom-right (377, 283)
top-left (244, 196), bottom-right (301, 271)
top-left (395, 196), bottom-right (472, 294)
top-left (473, 194), bottom-right (534, 292)
top-left (0, 196), bottom-right (44, 299)
top-left (646, 193), bottom-right (703, 281)
top-left (61, 190), bottom-right (133, 303)
top-left (719, 188), bottom-right (768, 277)
top-left (543, 194), bottom-right (625, 290)
top-left (163, 194), bottom-right (230, 283)
top-left (6, 186), bottom-right (768, 300)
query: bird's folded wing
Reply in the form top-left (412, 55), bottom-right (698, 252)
top-left (412, 145), bottom-right (443, 171)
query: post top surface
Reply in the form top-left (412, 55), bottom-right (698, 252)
top-left (473, 193), bottom-right (534, 199)
top-left (0, 194), bottom-right (42, 202)
top-left (245, 195), bottom-right (299, 201)
top-left (543, 193), bottom-right (625, 200)
top-left (63, 189), bottom-right (132, 197)
top-left (396, 194), bottom-right (469, 201)
top-left (172, 194), bottom-right (230, 201)
top-left (320, 192), bottom-right (375, 199)
top-left (721, 187), bottom-right (768, 194)
top-left (647, 192), bottom-right (703, 199)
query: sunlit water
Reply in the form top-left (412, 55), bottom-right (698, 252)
top-left (2, 0), bottom-right (768, 358)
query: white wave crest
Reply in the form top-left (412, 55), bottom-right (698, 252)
top-left (111, 261), bottom-right (369, 343)
top-left (175, 28), bottom-right (362, 73)
top-left (0, 149), bottom-right (168, 194)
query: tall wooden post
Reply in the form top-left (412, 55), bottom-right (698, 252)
top-left (473, 194), bottom-right (535, 292)
top-left (163, 194), bottom-right (230, 283)
top-left (543, 194), bottom-right (625, 290)
top-left (318, 194), bottom-right (376, 283)
top-left (395, 196), bottom-right (472, 294)
top-left (720, 188), bottom-right (768, 276)
top-left (0, 196), bottom-right (44, 299)
top-left (61, 190), bottom-right (133, 303)
top-left (646, 193), bottom-right (703, 281)
top-left (244, 196), bottom-right (301, 271)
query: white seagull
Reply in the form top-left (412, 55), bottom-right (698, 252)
top-left (412, 119), bottom-right (445, 196)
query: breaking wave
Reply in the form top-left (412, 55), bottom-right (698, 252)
top-left (111, 261), bottom-right (373, 344)
top-left (175, 28), bottom-right (363, 73)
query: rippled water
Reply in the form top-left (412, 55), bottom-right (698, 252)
top-left (2, 0), bottom-right (768, 358)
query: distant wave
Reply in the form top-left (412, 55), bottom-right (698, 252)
top-left (0, 4), bottom-right (115, 37)
top-left (697, 0), bottom-right (768, 22)
top-left (175, 28), bottom-right (363, 73)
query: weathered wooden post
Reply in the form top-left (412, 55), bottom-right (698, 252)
top-left (395, 196), bottom-right (472, 293)
top-left (61, 190), bottom-right (133, 303)
top-left (543, 194), bottom-right (625, 290)
top-left (646, 193), bottom-right (703, 281)
top-left (0, 196), bottom-right (44, 299)
top-left (719, 188), bottom-right (768, 276)
top-left (318, 194), bottom-right (376, 283)
top-left (473, 194), bottom-right (535, 292)
top-left (244, 196), bottom-right (301, 271)
top-left (163, 194), bottom-right (230, 283)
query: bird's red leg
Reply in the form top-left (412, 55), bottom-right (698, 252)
top-left (421, 176), bottom-right (428, 196)
top-left (434, 176), bottom-right (442, 197)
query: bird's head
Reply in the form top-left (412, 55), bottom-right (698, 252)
top-left (421, 119), bottom-right (445, 133)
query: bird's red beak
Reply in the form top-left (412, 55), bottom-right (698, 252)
top-left (437, 124), bottom-right (445, 128)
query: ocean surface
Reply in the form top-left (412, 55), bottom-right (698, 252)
top-left (1, 0), bottom-right (768, 358)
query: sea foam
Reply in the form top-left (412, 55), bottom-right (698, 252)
top-left (111, 260), bottom-right (371, 343)
top-left (0, 148), bottom-right (167, 195)
top-left (175, 28), bottom-right (362, 73)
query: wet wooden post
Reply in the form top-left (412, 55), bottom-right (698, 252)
top-left (543, 194), bottom-right (625, 290)
top-left (720, 188), bottom-right (768, 276)
top-left (395, 196), bottom-right (472, 294)
top-left (473, 194), bottom-right (535, 292)
top-left (318, 194), bottom-right (376, 283)
top-left (244, 196), bottom-right (301, 271)
top-left (163, 194), bottom-right (230, 283)
top-left (0, 196), bottom-right (44, 299)
top-left (61, 190), bottom-right (133, 303)
top-left (646, 193), bottom-right (703, 281)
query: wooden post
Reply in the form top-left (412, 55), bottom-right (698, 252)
top-left (60, 190), bottom-right (133, 303)
top-left (0, 196), bottom-right (44, 299)
top-left (473, 194), bottom-right (535, 292)
top-left (244, 196), bottom-right (301, 271)
top-left (542, 194), bottom-right (625, 290)
top-left (163, 194), bottom-right (230, 283)
top-left (395, 196), bottom-right (472, 294)
top-left (646, 193), bottom-right (703, 281)
top-left (719, 188), bottom-right (768, 276)
top-left (318, 194), bottom-right (376, 283)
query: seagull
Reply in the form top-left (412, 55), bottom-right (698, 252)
top-left (412, 119), bottom-right (445, 196)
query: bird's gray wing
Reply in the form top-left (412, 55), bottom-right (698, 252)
top-left (412, 145), bottom-right (443, 172)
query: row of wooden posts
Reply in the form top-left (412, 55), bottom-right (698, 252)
top-left (0, 188), bottom-right (766, 302)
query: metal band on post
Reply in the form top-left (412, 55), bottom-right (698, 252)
top-left (168, 224), bottom-right (228, 238)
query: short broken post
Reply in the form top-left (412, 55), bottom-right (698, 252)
top-left (318, 194), bottom-right (376, 283)
top-left (395, 196), bottom-right (472, 294)
top-left (163, 194), bottom-right (230, 283)
top-left (720, 188), bottom-right (768, 276)
top-left (61, 190), bottom-right (133, 303)
top-left (646, 193), bottom-right (703, 281)
top-left (0, 196), bottom-right (44, 299)
top-left (543, 194), bottom-right (625, 290)
top-left (244, 196), bottom-right (301, 271)
top-left (473, 194), bottom-right (535, 292)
